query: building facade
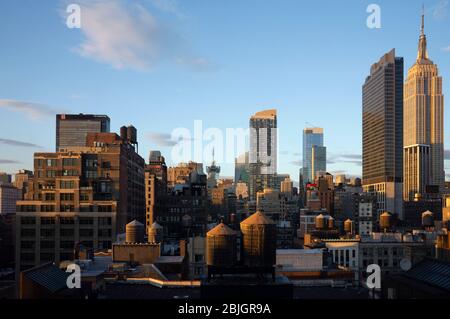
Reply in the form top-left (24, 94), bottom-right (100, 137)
top-left (302, 128), bottom-right (324, 183)
top-left (56, 114), bottom-right (110, 151)
top-left (15, 131), bottom-right (145, 272)
top-left (403, 13), bottom-right (445, 196)
top-left (362, 49), bottom-right (404, 218)
top-left (249, 110), bottom-right (277, 200)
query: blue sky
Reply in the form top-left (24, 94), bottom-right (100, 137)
top-left (0, 0), bottom-right (449, 181)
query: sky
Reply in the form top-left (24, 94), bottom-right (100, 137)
top-left (0, 0), bottom-right (449, 182)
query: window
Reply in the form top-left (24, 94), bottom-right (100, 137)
top-left (79, 217), bottom-right (93, 225)
top-left (41, 229), bottom-right (55, 237)
top-left (98, 229), bottom-right (111, 237)
top-left (80, 193), bottom-right (89, 201)
top-left (60, 181), bottom-right (74, 189)
top-left (63, 158), bottom-right (77, 166)
top-left (98, 205), bottom-right (112, 212)
top-left (61, 241), bottom-right (75, 249)
top-left (21, 217), bottom-right (36, 225)
top-left (47, 159), bottom-right (57, 167)
top-left (60, 229), bottom-right (74, 237)
top-left (46, 170), bottom-right (56, 178)
top-left (21, 252), bottom-right (35, 262)
top-left (86, 159), bottom-right (98, 167)
top-left (60, 205), bottom-right (74, 212)
top-left (80, 205), bottom-right (93, 212)
top-left (60, 217), bottom-right (75, 225)
top-left (36, 159), bottom-right (44, 168)
top-left (21, 229), bottom-right (36, 237)
top-left (44, 193), bottom-right (55, 201)
top-left (40, 253), bottom-right (54, 262)
top-left (41, 217), bottom-right (55, 224)
top-left (60, 193), bottom-right (74, 201)
top-left (21, 241), bottom-right (35, 249)
top-left (40, 241), bottom-right (55, 249)
top-left (63, 170), bottom-right (78, 176)
top-left (99, 182), bottom-right (111, 193)
top-left (99, 217), bottom-right (111, 226)
top-left (80, 229), bottom-right (93, 237)
top-left (85, 170), bottom-right (98, 179)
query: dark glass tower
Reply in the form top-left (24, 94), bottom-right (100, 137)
top-left (362, 49), bottom-right (404, 217)
top-left (56, 114), bottom-right (110, 151)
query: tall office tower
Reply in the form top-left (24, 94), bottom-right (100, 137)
top-left (248, 109), bottom-right (277, 200)
top-left (234, 152), bottom-right (250, 184)
top-left (403, 13), bottom-right (444, 199)
top-left (311, 145), bottom-right (326, 181)
top-left (302, 128), bottom-right (324, 183)
top-left (362, 49), bottom-right (404, 218)
top-left (145, 151), bottom-right (167, 230)
top-left (56, 114), bottom-right (110, 151)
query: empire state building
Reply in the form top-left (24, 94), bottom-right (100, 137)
top-left (403, 12), bottom-right (445, 201)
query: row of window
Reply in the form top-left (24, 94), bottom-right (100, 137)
top-left (20, 216), bottom-right (112, 225)
top-left (20, 228), bottom-right (112, 238)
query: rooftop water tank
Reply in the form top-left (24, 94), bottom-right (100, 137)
top-left (126, 220), bottom-right (145, 243)
top-left (206, 223), bottom-right (237, 267)
top-left (240, 211), bottom-right (276, 267)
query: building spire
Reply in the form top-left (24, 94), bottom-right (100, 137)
top-left (421, 4), bottom-right (425, 36)
top-left (417, 5), bottom-right (429, 62)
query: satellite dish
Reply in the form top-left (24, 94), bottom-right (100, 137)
top-left (400, 258), bottom-right (412, 271)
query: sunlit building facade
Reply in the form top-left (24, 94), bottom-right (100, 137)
top-left (403, 13), bottom-right (444, 198)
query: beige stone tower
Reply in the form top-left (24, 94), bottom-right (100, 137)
top-left (403, 11), bottom-right (444, 200)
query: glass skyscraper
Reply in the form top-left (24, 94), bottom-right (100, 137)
top-left (362, 49), bottom-right (404, 217)
top-left (302, 127), bottom-right (324, 183)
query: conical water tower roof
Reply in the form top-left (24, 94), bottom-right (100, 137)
top-left (127, 220), bottom-right (144, 227)
top-left (241, 211), bottom-right (275, 225)
top-left (207, 223), bottom-right (236, 236)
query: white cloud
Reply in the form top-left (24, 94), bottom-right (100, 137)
top-left (443, 46), bottom-right (450, 52)
top-left (0, 138), bottom-right (42, 148)
top-left (146, 132), bottom-right (194, 147)
top-left (430, 1), bottom-right (449, 20)
top-left (72, 0), bottom-right (211, 71)
top-left (147, 132), bottom-right (178, 147)
top-left (148, 0), bottom-right (186, 19)
top-left (0, 99), bottom-right (63, 120)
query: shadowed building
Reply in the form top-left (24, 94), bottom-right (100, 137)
top-left (362, 49), bottom-right (404, 218)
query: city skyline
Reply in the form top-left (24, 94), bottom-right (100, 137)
top-left (0, 0), bottom-right (450, 182)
